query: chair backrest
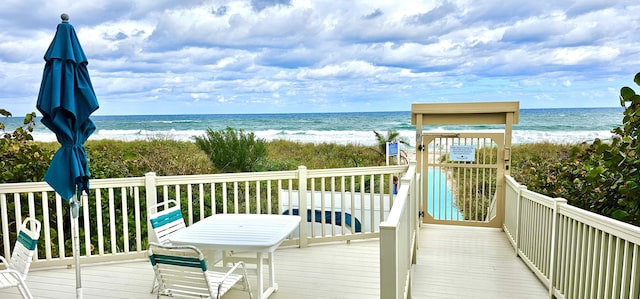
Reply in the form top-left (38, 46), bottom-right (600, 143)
top-left (10, 218), bottom-right (41, 278)
top-left (148, 243), bottom-right (212, 298)
top-left (148, 200), bottom-right (186, 244)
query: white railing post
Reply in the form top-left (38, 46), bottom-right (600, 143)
top-left (380, 224), bottom-right (398, 299)
top-left (144, 172), bottom-right (157, 242)
top-left (411, 163), bottom-right (418, 265)
top-left (514, 184), bottom-right (527, 256)
top-left (297, 166), bottom-right (308, 248)
top-left (401, 174), bottom-right (413, 299)
top-left (548, 197), bottom-right (567, 297)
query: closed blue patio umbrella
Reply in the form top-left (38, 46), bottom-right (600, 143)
top-left (36, 13), bottom-right (99, 299)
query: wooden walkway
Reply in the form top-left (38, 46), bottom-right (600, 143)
top-left (1, 225), bottom-right (547, 299)
top-left (412, 225), bottom-right (548, 299)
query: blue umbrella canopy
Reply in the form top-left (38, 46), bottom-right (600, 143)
top-left (36, 14), bottom-right (99, 201)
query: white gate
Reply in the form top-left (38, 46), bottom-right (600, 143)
top-left (411, 102), bottom-right (519, 228)
top-left (421, 132), bottom-right (504, 227)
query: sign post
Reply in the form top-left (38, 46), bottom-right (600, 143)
top-left (386, 141), bottom-right (400, 165)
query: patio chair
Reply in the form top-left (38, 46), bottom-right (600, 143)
top-left (148, 242), bottom-right (253, 299)
top-left (148, 200), bottom-right (187, 245)
top-left (148, 200), bottom-right (224, 292)
top-left (148, 200), bottom-right (187, 292)
top-left (0, 217), bottom-right (41, 299)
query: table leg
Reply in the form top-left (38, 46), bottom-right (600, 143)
top-left (268, 251), bottom-right (278, 291)
top-left (256, 252), bottom-right (264, 299)
top-left (256, 251), bottom-right (278, 298)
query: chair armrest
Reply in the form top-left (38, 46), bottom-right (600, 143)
top-left (217, 261), bottom-right (246, 283)
top-left (0, 268), bottom-right (25, 281)
top-left (0, 255), bottom-right (9, 268)
top-left (212, 261), bottom-right (247, 297)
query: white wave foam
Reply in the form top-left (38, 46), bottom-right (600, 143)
top-left (28, 128), bottom-right (615, 147)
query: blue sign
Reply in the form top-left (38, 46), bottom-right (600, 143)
top-left (388, 142), bottom-right (399, 156)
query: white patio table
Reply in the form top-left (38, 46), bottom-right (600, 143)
top-left (169, 213), bottom-right (301, 299)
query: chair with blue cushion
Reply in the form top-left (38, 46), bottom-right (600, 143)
top-left (0, 217), bottom-right (41, 299)
top-left (148, 200), bottom-right (187, 293)
top-left (148, 200), bottom-right (186, 245)
top-left (148, 242), bottom-right (253, 299)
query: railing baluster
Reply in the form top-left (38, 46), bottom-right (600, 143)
top-left (1, 194), bottom-right (9, 258)
top-left (108, 188), bottom-right (116, 254)
top-left (340, 176), bottom-right (346, 235)
top-left (134, 187), bottom-right (141, 252)
top-left (96, 189), bottom-right (104, 255)
top-left (222, 182), bottom-right (228, 214)
top-left (198, 183), bottom-right (204, 220)
top-left (233, 181), bottom-right (238, 213)
top-left (268, 180), bottom-right (274, 215)
top-left (121, 187), bottom-right (129, 253)
top-left (255, 180), bottom-right (261, 214)
top-left (82, 192), bottom-right (91, 256)
top-left (630, 244), bottom-right (639, 298)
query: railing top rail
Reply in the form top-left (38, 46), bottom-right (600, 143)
top-left (558, 203), bottom-right (640, 243)
top-left (380, 164), bottom-right (415, 228)
top-left (505, 175), bottom-right (524, 189)
top-left (307, 165), bottom-right (408, 178)
top-left (90, 177), bottom-right (146, 188)
top-left (506, 175), bottom-right (640, 243)
top-left (0, 181), bottom-right (54, 194)
top-left (0, 177), bottom-right (146, 194)
top-left (520, 189), bottom-right (556, 209)
top-left (153, 170), bottom-right (298, 185)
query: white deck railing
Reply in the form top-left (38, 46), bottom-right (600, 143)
top-left (380, 163), bottom-right (418, 299)
top-left (5, 164), bottom-right (640, 299)
top-left (504, 175), bottom-right (640, 299)
top-left (0, 165), bottom-right (408, 270)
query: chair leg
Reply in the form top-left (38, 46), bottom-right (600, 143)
top-left (17, 280), bottom-right (34, 299)
top-left (150, 273), bottom-right (158, 293)
top-left (241, 265), bottom-right (253, 299)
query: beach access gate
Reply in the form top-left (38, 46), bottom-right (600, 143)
top-left (411, 102), bottom-right (519, 228)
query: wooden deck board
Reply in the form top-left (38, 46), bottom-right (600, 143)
top-left (411, 224), bottom-right (548, 299)
top-left (1, 225), bottom-right (548, 299)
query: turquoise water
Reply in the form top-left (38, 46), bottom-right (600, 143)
top-left (2, 107), bottom-right (624, 145)
top-left (427, 168), bottom-right (463, 221)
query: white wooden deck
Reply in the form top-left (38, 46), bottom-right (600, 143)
top-left (1, 225), bottom-right (547, 299)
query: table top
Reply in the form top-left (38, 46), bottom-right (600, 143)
top-left (169, 214), bottom-right (301, 252)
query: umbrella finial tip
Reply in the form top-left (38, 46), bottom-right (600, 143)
top-left (61, 13), bottom-right (69, 22)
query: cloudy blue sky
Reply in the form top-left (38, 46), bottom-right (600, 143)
top-left (1, 0), bottom-right (639, 116)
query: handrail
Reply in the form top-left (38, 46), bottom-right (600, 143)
top-left (380, 163), bottom-right (418, 299)
top-left (504, 175), bottom-right (640, 299)
top-left (3, 165), bottom-right (638, 298)
top-left (0, 164), bottom-right (408, 269)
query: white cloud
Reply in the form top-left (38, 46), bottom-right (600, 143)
top-left (1, 0), bottom-right (639, 115)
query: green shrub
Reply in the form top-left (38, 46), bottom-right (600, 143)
top-left (265, 139), bottom-right (384, 170)
top-left (509, 72), bottom-right (640, 226)
top-left (85, 139), bottom-right (213, 177)
top-left (567, 72), bottom-right (640, 225)
top-left (0, 109), bottom-right (53, 183)
top-left (194, 127), bottom-right (268, 173)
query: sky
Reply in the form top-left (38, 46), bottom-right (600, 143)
top-left (1, 0), bottom-right (639, 116)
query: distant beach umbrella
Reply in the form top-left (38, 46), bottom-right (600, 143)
top-left (35, 13), bottom-right (99, 299)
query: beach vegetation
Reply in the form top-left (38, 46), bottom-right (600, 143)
top-left (264, 139), bottom-right (384, 170)
top-left (373, 129), bottom-right (410, 164)
top-left (509, 72), bottom-right (640, 226)
top-left (85, 139), bottom-right (214, 177)
top-left (194, 127), bottom-right (268, 173)
top-left (0, 109), bottom-right (53, 183)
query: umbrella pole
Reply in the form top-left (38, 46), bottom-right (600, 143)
top-left (71, 193), bottom-right (83, 299)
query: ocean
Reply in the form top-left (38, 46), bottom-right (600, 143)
top-left (2, 107), bottom-right (624, 147)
